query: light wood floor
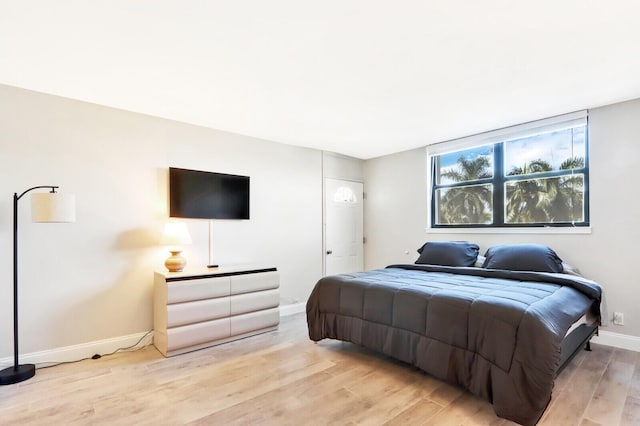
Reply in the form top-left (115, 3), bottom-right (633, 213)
top-left (1, 313), bottom-right (638, 425)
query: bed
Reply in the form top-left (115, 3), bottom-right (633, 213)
top-left (306, 243), bottom-right (601, 426)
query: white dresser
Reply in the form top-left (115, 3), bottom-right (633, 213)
top-left (153, 265), bottom-right (280, 357)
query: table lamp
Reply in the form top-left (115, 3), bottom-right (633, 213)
top-left (162, 222), bottom-right (192, 272)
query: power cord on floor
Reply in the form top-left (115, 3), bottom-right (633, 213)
top-left (35, 329), bottom-right (154, 370)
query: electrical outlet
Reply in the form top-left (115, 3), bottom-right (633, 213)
top-left (613, 312), bottom-right (624, 326)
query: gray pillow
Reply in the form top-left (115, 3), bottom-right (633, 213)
top-left (482, 244), bottom-right (563, 273)
top-left (416, 241), bottom-right (479, 267)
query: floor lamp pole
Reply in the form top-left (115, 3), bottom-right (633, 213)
top-left (13, 192), bottom-right (30, 375)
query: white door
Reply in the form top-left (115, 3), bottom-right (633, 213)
top-left (324, 178), bottom-right (364, 276)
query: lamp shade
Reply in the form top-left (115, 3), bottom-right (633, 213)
top-left (161, 222), bottom-right (192, 246)
top-left (31, 192), bottom-right (76, 223)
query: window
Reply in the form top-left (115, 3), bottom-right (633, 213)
top-left (333, 186), bottom-right (357, 203)
top-left (429, 112), bottom-right (589, 228)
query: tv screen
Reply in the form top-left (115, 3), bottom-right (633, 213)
top-left (169, 167), bottom-right (250, 219)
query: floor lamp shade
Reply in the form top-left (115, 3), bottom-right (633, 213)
top-left (31, 193), bottom-right (76, 223)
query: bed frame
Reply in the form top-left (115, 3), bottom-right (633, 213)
top-left (557, 323), bottom-right (598, 376)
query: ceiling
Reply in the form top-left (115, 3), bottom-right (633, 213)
top-left (2, 1), bottom-right (640, 159)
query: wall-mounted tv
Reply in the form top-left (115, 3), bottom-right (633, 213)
top-left (169, 167), bottom-right (250, 220)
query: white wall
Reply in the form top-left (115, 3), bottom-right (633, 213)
top-left (364, 98), bottom-right (640, 339)
top-left (0, 84), bottom-right (364, 358)
top-left (322, 151), bottom-right (364, 182)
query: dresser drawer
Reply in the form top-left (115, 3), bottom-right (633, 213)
top-left (230, 289), bottom-right (279, 316)
top-left (167, 276), bottom-right (230, 303)
top-left (230, 307), bottom-right (280, 335)
top-left (230, 271), bottom-right (279, 295)
top-left (167, 317), bottom-right (231, 352)
top-left (168, 297), bottom-right (230, 327)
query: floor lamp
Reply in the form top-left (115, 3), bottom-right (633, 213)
top-left (0, 186), bottom-right (75, 385)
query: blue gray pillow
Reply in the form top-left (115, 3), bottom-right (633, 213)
top-left (482, 244), bottom-right (563, 273)
top-left (416, 241), bottom-right (479, 267)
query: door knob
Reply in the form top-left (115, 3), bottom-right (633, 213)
top-left (326, 250), bottom-right (333, 255)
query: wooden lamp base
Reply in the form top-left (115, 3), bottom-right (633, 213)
top-left (165, 250), bottom-right (186, 272)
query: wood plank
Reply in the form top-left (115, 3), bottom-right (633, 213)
top-left (383, 397), bottom-right (443, 426)
top-left (342, 369), bottom-right (441, 425)
top-left (175, 359), bottom-right (336, 423)
top-left (191, 360), bottom-right (377, 424)
top-left (620, 396), bottom-right (640, 426)
top-left (423, 391), bottom-right (517, 426)
top-left (628, 351), bottom-right (640, 399)
top-left (581, 351), bottom-right (635, 425)
top-left (580, 419), bottom-right (603, 426)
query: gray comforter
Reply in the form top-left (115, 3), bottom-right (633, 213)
top-left (306, 264), bottom-right (601, 426)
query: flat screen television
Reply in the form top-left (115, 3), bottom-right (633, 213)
top-left (169, 167), bottom-right (250, 219)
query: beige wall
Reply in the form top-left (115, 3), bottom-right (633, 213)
top-left (0, 84), bottom-right (362, 358)
top-left (364, 99), bottom-right (640, 339)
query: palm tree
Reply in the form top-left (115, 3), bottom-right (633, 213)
top-left (506, 159), bottom-right (554, 223)
top-left (506, 157), bottom-right (584, 223)
top-left (553, 157), bottom-right (585, 222)
top-left (438, 156), bottom-right (492, 224)
top-left (441, 156), bottom-right (492, 183)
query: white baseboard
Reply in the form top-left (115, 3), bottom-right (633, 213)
top-left (280, 302), bottom-right (305, 317)
top-left (591, 330), bottom-right (640, 352)
top-left (0, 331), bottom-right (154, 367)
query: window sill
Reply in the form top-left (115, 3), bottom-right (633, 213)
top-left (425, 226), bottom-right (592, 235)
